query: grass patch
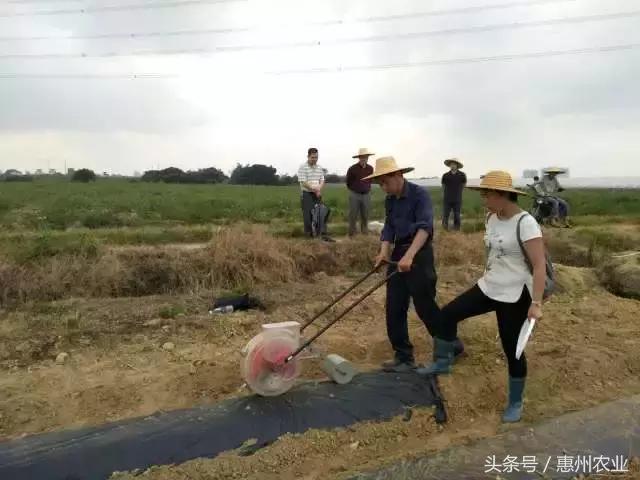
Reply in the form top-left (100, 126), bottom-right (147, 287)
top-left (598, 255), bottom-right (640, 300)
top-left (574, 227), bottom-right (640, 252)
top-left (0, 231), bottom-right (101, 264)
top-left (0, 226), bottom-right (380, 307)
top-left (159, 305), bottom-right (186, 319)
top-left (0, 179), bottom-right (636, 231)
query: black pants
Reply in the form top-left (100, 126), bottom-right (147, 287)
top-left (440, 285), bottom-right (530, 378)
top-left (301, 191), bottom-right (325, 236)
top-left (386, 243), bottom-right (440, 363)
top-left (442, 201), bottom-right (462, 231)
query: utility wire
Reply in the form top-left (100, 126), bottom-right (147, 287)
top-left (0, 0), bottom-right (246, 18)
top-left (0, 0), bottom-right (576, 26)
top-left (1, 10), bottom-right (638, 58)
top-left (0, 72), bottom-right (177, 78)
top-left (311, 0), bottom-right (579, 27)
top-left (0, 0), bottom-right (583, 41)
top-left (268, 43), bottom-right (640, 75)
top-left (0, 26), bottom-right (251, 41)
top-left (1, 42), bottom-right (638, 79)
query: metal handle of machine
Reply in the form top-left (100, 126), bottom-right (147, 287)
top-left (300, 265), bottom-right (381, 332)
top-left (285, 262), bottom-right (398, 363)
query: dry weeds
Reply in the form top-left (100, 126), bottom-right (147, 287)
top-left (0, 225), bottom-right (635, 307)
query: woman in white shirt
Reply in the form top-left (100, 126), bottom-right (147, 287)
top-left (418, 171), bottom-right (547, 423)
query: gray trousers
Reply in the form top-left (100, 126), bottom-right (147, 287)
top-left (348, 191), bottom-right (371, 236)
top-left (301, 191), bottom-right (322, 236)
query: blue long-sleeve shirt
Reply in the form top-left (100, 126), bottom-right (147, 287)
top-left (381, 181), bottom-right (434, 246)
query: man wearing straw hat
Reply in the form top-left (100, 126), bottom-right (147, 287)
top-left (441, 158), bottom-right (467, 231)
top-left (346, 148), bottom-right (375, 236)
top-left (366, 156), bottom-right (464, 373)
top-left (542, 168), bottom-right (571, 227)
top-left (419, 171), bottom-right (547, 423)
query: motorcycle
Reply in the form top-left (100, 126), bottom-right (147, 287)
top-left (526, 185), bottom-right (556, 225)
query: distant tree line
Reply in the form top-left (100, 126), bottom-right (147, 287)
top-left (325, 173), bottom-right (347, 184)
top-left (1, 169), bottom-right (33, 182)
top-left (1, 164), bottom-right (346, 186)
top-left (141, 167), bottom-right (228, 184)
top-left (229, 164), bottom-right (302, 186)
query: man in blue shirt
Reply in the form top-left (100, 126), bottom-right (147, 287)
top-left (364, 157), bottom-right (464, 372)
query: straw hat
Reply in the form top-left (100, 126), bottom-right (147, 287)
top-left (444, 158), bottom-right (464, 169)
top-left (352, 147), bottom-right (375, 159)
top-left (362, 156), bottom-right (414, 181)
top-left (543, 167), bottom-right (566, 174)
top-left (467, 170), bottom-right (529, 196)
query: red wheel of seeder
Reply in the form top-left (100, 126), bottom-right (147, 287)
top-left (241, 330), bottom-right (301, 396)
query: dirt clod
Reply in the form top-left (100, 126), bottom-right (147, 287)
top-left (55, 352), bottom-right (69, 365)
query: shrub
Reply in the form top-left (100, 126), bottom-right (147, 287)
top-left (72, 169), bottom-right (97, 183)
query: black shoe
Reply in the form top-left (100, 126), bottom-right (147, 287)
top-left (382, 359), bottom-right (416, 373)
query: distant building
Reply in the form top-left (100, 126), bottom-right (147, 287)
top-left (67, 168), bottom-right (75, 176)
top-left (133, 171), bottom-right (142, 177)
top-left (523, 169), bottom-right (539, 179)
top-left (49, 169), bottom-right (57, 175)
top-left (35, 169), bottom-right (43, 175)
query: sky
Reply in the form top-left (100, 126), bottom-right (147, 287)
top-left (0, 0), bottom-right (639, 178)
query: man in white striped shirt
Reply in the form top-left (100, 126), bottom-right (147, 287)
top-left (298, 147), bottom-right (326, 237)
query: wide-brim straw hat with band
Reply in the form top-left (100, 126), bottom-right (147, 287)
top-left (444, 158), bottom-right (464, 169)
top-left (466, 170), bottom-right (529, 196)
top-left (362, 156), bottom-right (414, 181)
top-left (543, 167), bottom-right (566, 174)
top-left (352, 147), bottom-right (375, 159)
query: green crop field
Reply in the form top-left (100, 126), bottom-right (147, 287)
top-left (1, 179), bottom-right (638, 232)
top-left (0, 179), bottom-right (638, 263)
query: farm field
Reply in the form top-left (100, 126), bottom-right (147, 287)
top-left (0, 180), bottom-right (638, 479)
top-left (1, 179), bottom-right (639, 231)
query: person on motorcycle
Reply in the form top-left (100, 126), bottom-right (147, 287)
top-left (529, 176), bottom-right (557, 226)
top-left (542, 170), bottom-right (571, 227)
top-left (531, 176), bottom-right (545, 196)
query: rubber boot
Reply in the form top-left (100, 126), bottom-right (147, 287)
top-left (432, 337), bottom-right (465, 363)
top-left (502, 377), bottom-right (525, 423)
top-left (416, 338), bottom-right (454, 376)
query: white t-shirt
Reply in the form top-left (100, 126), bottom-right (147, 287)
top-left (478, 212), bottom-right (542, 303)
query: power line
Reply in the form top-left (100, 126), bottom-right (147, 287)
top-left (0, 73), bottom-right (177, 78)
top-left (0, 0), bottom-right (246, 18)
top-left (1, 10), bottom-right (638, 58)
top-left (312, 0), bottom-right (579, 27)
top-left (0, 26), bottom-right (251, 41)
top-left (1, 42), bottom-right (638, 79)
top-left (8, 0), bottom-right (83, 3)
top-left (0, 0), bottom-right (579, 41)
top-left (269, 43), bottom-right (640, 75)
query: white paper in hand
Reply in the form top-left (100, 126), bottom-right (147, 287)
top-left (515, 318), bottom-right (536, 360)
